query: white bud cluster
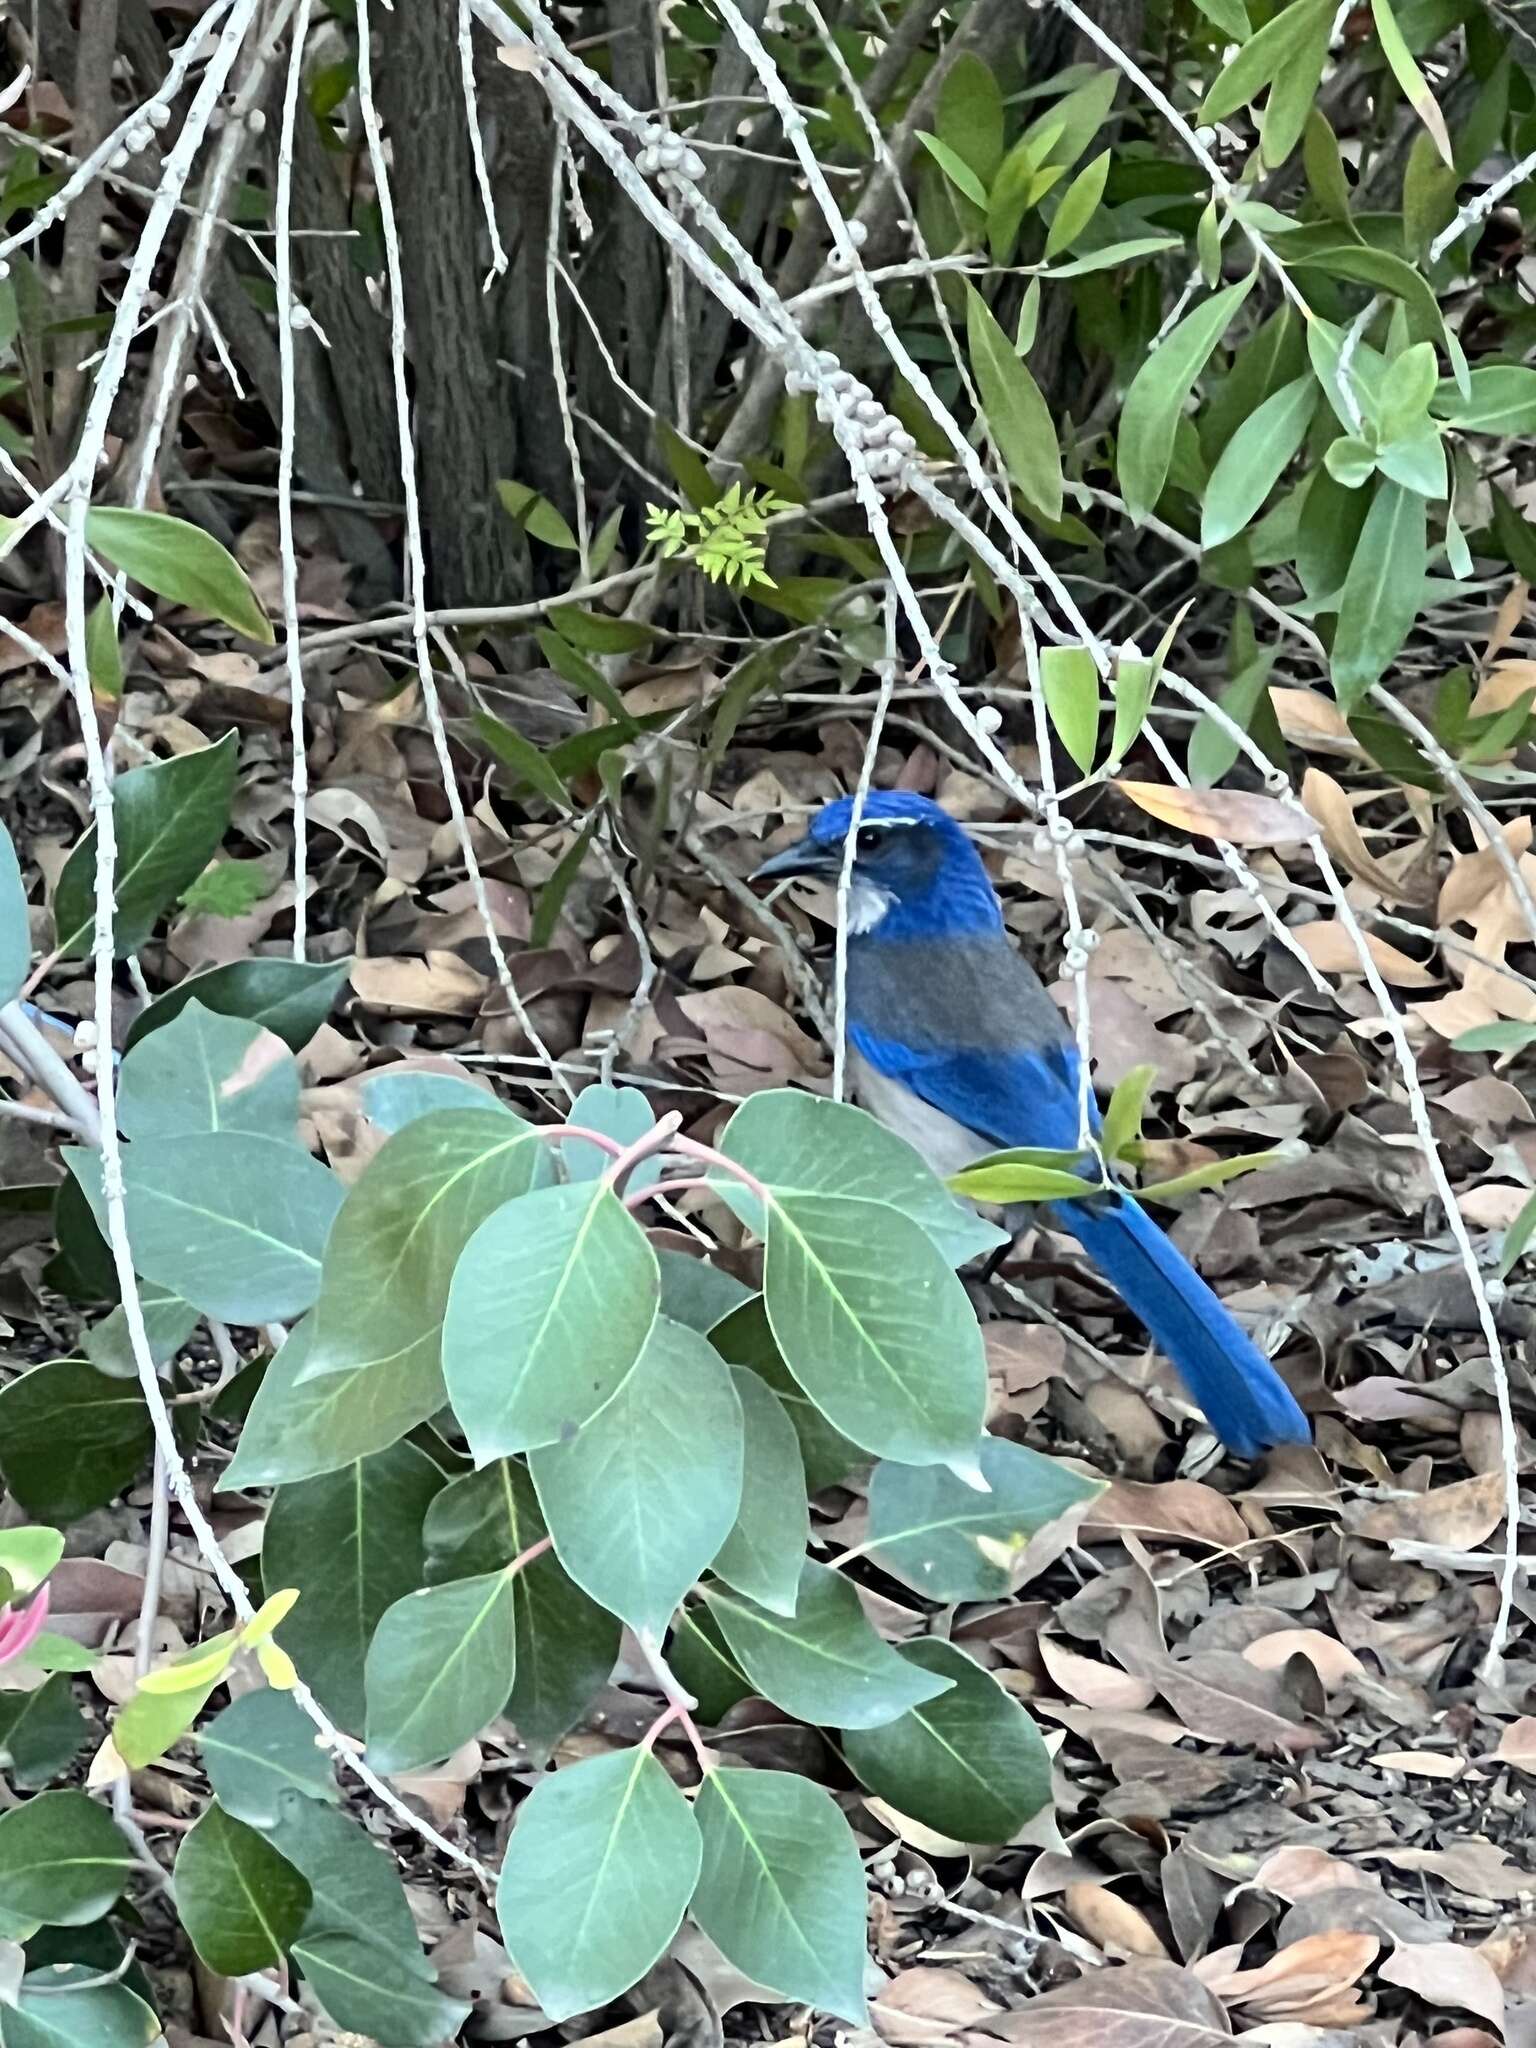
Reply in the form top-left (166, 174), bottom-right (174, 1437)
top-left (779, 349), bottom-right (917, 482)
top-left (634, 122), bottom-right (705, 182)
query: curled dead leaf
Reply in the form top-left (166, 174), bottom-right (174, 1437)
top-left (1241, 1628), bottom-right (1366, 1693)
top-left (1291, 920), bottom-right (1439, 986)
top-left (1380, 1942), bottom-right (1505, 2029)
top-left (1062, 1884), bottom-right (1170, 1962)
top-left (1113, 780), bottom-right (1316, 847)
top-left (1301, 766), bottom-right (1428, 905)
top-left (1350, 1470), bottom-right (1507, 1551)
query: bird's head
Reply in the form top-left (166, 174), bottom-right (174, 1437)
top-left (753, 790), bottom-right (1004, 939)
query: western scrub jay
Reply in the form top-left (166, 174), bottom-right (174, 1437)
top-left (755, 790), bottom-right (1310, 1458)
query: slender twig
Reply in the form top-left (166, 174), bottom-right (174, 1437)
top-left (275, 0), bottom-right (315, 961)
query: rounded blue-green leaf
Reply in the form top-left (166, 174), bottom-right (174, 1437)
top-left (175, 1801), bottom-right (311, 1975)
top-left (497, 1749), bottom-right (702, 2022)
top-left (0, 1791), bottom-right (136, 1927)
top-left (364, 1570), bottom-right (519, 1774)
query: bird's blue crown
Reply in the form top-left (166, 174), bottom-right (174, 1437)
top-left (810, 791), bottom-right (1005, 939)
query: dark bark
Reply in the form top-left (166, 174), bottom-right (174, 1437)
top-left (375, 0), bottom-right (524, 608)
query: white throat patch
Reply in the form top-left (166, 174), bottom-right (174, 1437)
top-left (847, 878), bottom-right (895, 934)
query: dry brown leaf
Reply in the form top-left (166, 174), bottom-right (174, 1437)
top-left (1380, 1942), bottom-right (1505, 2029)
top-left (1369, 1749), bottom-right (1469, 1779)
top-left (1241, 1629), bottom-right (1366, 1693)
top-left (1038, 1638), bottom-right (1156, 1712)
top-left (1350, 1470), bottom-right (1507, 1550)
top-left (1300, 767), bottom-right (1422, 904)
top-left (1113, 780), bottom-right (1315, 847)
top-left (1198, 1931), bottom-right (1378, 2013)
top-left (1490, 1716), bottom-right (1536, 1772)
top-left (872, 1967), bottom-right (1004, 2045)
top-left (1083, 1479), bottom-right (1248, 1549)
top-left (975, 1959), bottom-right (1231, 2044)
top-left (1482, 578), bottom-right (1528, 666)
top-left (675, 986), bottom-right (825, 1091)
top-left (1252, 1846), bottom-right (1379, 1901)
top-left (1380, 1840), bottom-right (1531, 1898)
top-left (1291, 920), bottom-right (1439, 986)
top-left (350, 953), bottom-right (490, 1017)
top-left (1438, 816), bottom-right (1534, 926)
top-left (1472, 657), bottom-right (1536, 716)
top-left (1268, 687), bottom-right (1357, 749)
top-left (1063, 1884), bottom-right (1170, 1962)
top-left (1128, 1651), bottom-right (1320, 1752)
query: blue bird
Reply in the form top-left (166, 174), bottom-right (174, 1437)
top-left (755, 790), bottom-right (1310, 1459)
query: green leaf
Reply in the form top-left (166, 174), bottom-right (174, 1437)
top-left (443, 1180), bottom-right (659, 1461)
top-left (1101, 1063), bottom-right (1156, 1161)
top-left (201, 1688), bottom-right (339, 1828)
top-left (423, 1460), bottom-right (620, 1762)
top-left (711, 1299), bottom-right (863, 1494)
top-left (497, 1750), bottom-right (702, 2023)
top-left (1201, 374), bottom-right (1317, 549)
top-left (842, 1639), bottom-right (1053, 1841)
top-left (1499, 1192), bottom-right (1536, 1279)
top-left (1451, 1021), bottom-right (1536, 1054)
top-left (0, 1792), bottom-right (134, 1927)
top-left (180, 857), bottom-right (272, 918)
top-left (175, 1802), bottom-right (311, 1975)
top-left (271, 1793), bottom-right (469, 2048)
top-left (530, 813), bottom-right (600, 948)
top-left (1324, 434), bottom-right (1378, 489)
top-left (125, 957), bottom-right (349, 1054)
top-left (1256, 1), bottom-right (1331, 165)
top-left (473, 708), bottom-right (570, 807)
top-left (364, 1569), bottom-right (519, 1774)
top-left (0, 819), bottom-right (28, 1008)
top-left (710, 1368), bottom-right (807, 1618)
top-left (360, 1069), bottom-right (511, 1134)
top-left (496, 478), bottom-right (579, 551)
top-left (263, 1441), bottom-right (442, 1731)
top-left (1290, 243), bottom-right (1445, 349)
top-left (1489, 483), bottom-right (1536, 582)
top-left (714, 1089), bottom-right (1004, 1267)
top-left (1192, 0), bottom-right (1251, 31)
top-left (1043, 149), bottom-right (1109, 259)
top-left (691, 1768), bottom-right (868, 2024)
top-left (670, 1606), bottom-right (752, 1723)
top-left (867, 1435), bottom-right (1104, 1600)
top-left (84, 507), bottom-right (273, 643)
top-left (65, 1133), bottom-right (342, 1325)
top-left (561, 1081), bottom-right (660, 1187)
top-left (298, 1109), bottom-right (548, 1388)
top-left (1137, 1149), bottom-right (1291, 1200)
top-left (530, 1315), bottom-right (743, 1636)
top-left (1375, 426), bottom-right (1446, 499)
top-left (917, 133), bottom-right (989, 210)
top-left (1371, 0), bottom-right (1453, 167)
top-left (224, 1317), bottom-right (448, 1488)
top-left (1119, 274), bottom-right (1256, 522)
top-left (655, 420), bottom-right (722, 510)
top-left (550, 606), bottom-right (654, 656)
top-left (1199, 0), bottom-right (1332, 126)
top-left (945, 1157), bottom-right (1090, 1203)
top-left (0, 1674), bottom-right (87, 1790)
top-left (763, 1194), bottom-right (987, 1471)
top-left (115, 1000), bottom-right (300, 1143)
top-left (1186, 647), bottom-right (1278, 788)
top-left (114, 1676), bottom-right (222, 1771)
top-left (658, 1251), bottom-right (754, 1335)
top-left (1, 1971), bottom-right (160, 2048)
top-left (1379, 340), bottom-right (1438, 440)
top-left (0, 1361), bottom-right (151, 1523)
top-left (1038, 644), bottom-right (1100, 773)
top-left (0, 1529), bottom-right (63, 1594)
top-left (1302, 110), bottom-right (1355, 224)
top-left (1432, 366), bottom-right (1536, 435)
top-left (937, 50), bottom-right (1003, 186)
top-left (1331, 480), bottom-right (1427, 707)
top-left (705, 1560), bottom-right (951, 1730)
top-left (53, 731), bottom-right (238, 958)
top-left (965, 285), bottom-right (1063, 522)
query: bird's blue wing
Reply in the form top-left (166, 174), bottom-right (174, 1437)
top-left (849, 1024), bottom-right (1095, 1154)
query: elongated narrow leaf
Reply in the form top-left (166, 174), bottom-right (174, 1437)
top-left (1039, 644), bottom-right (1100, 773)
top-left (126, 957), bottom-right (349, 1054)
top-left (0, 817), bottom-right (26, 1007)
top-left (1199, 0), bottom-right (1332, 125)
top-left (115, 1000), bottom-right (300, 1143)
top-left (53, 730), bottom-right (238, 958)
top-left (263, 1441), bottom-right (442, 1730)
top-left (965, 285), bottom-right (1063, 521)
top-left (763, 1193), bottom-right (987, 1470)
top-left (444, 1181), bottom-right (659, 1459)
top-left (1043, 148), bottom-right (1109, 259)
top-left (175, 1802), bottom-right (311, 1975)
top-left (1432, 366), bottom-right (1536, 435)
top-left (298, 1109), bottom-right (547, 1385)
top-left (1256, 1), bottom-right (1331, 165)
top-left (867, 1436), bottom-right (1104, 1600)
top-left (530, 1315), bottom-right (743, 1636)
top-left (706, 1560), bottom-right (951, 1730)
top-left (1201, 374), bottom-right (1318, 549)
top-left (1119, 275), bottom-right (1256, 523)
top-left (1371, 0), bottom-right (1452, 166)
top-left (715, 1089), bottom-right (1003, 1267)
top-left (842, 1639), bottom-right (1053, 1842)
top-left (692, 1768), bottom-right (869, 2023)
top-left (85, 507), bottom-right (273, 643)
top-left (424, 1459), bottom-right (620, 1762)
top-left (497, 1750), bottom-right (702, 2022)
top-left (364, 1570), bottom-right (518, 1774)
top-left (1331, 480), bottom-right (1427, 707)
top-left (711, 1368), bottom-right (808, 1617)
top-left (66, 1134), bottom-right (342, 1324)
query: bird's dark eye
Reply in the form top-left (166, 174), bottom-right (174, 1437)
top-left (855, 826), bottom-right (886, 857)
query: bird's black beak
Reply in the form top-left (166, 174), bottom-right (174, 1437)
top-left (752, 833), bottom-right (841, 882)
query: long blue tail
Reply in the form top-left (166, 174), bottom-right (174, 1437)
top-left (1060, 1194), bottom-right (1309, 1457)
